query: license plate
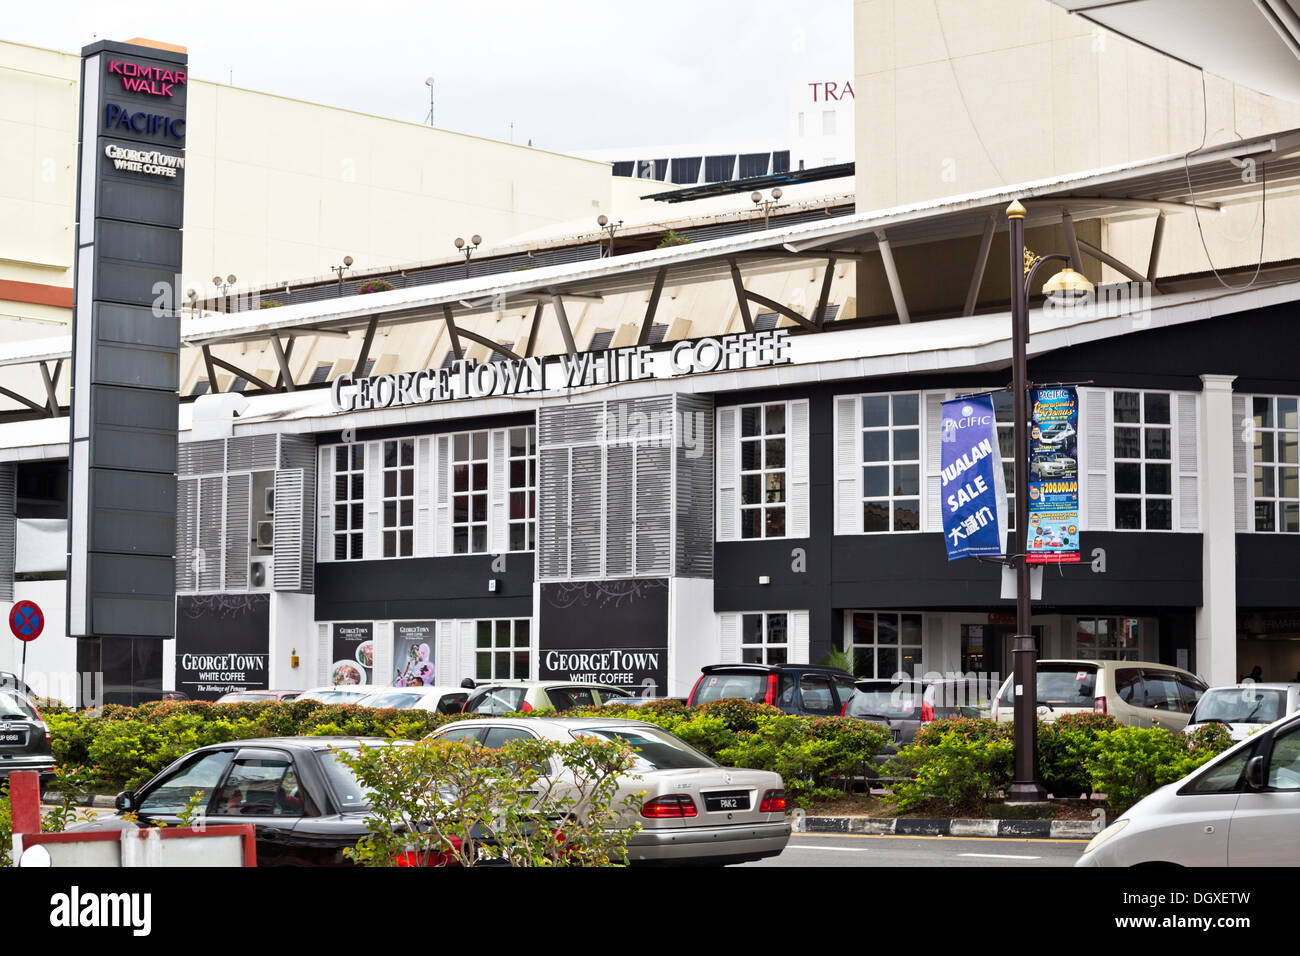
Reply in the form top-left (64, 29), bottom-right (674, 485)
top-left (704, 790), bottom-right (750, 812)
top-left (0, 731), bottom-right (26, 746)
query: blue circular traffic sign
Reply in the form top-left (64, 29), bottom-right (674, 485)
top-left (9, 601), bottom-right (43, 641)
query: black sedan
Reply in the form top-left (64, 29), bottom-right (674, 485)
top-left (0, 689), bottom-right (55, 784)
top-left (102, 737), bottom-right (402, 866)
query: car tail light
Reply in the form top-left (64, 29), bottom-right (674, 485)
top-left (396, 836), bottom-right (461, 867)
top-left (920, 701), bottom-right (935, 723)
top-left (759, 789), bottom-right (787, 813)
top-left (26, 699), bottom-right (50, 741)
top-left (687, 674), bottom-right (706, 706)
top-left (520, 700), bottom-right (533, 713)
top-left (764, 673), bottom-right (778, 706)
top-left (641, 794), bottom-right (697, 818)
top-left (1094, 696), bottom-right (1107, 714)
top-left (840, 698), bottom-right (849, 717)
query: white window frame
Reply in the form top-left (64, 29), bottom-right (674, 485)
top-left (859, 391), bottom-right (922, 534)
top-left (1247, 394), bottom-right (1300, 534)
top-left (474, 618), bottom-right (533, 681)
top-left (738, 402), bottom-right (789, 539)
top-left (741, 611), bottom-right (791, 665)
top-left (718, 400), bottom-right (808, 542)
top-left (844, 610), bottom-right (925, 679)
top-left (381, 439), bottom-right (415, 558)
top-left (450, 429), bottom-right (491, 555)
top-left (1111, 389), bottom-right (1175, 531)
top-left (333, 443), bottom-right (365, 561)
top-left (506, 426), bottom-right (537, 552)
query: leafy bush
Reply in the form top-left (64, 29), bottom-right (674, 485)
top-left (336, 735), bottom-right (641, 866)
top-left (718, 715), bottom-right (890, 804)
top-left (357, 280), bottom-right (394, 294)
top-left (886, 721), bottom-right (1015, 814)
top-left (1086, 725), bottom-right (1233, 812)
top-left (694, 698), bottom-right (783, 734)
top-left (1037, 713), bottom-right (1121, 797)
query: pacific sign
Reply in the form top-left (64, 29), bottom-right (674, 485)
top-left (331, 328), bottom-right (792, 412)
top-left (104, 103), bottom-right (185, 140)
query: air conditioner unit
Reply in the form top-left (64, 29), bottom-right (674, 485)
top-left (265, 486), bottom-right (275, 515)
top-left (249, 557), bottom-right (271, 590)
top-left (256, 520), bottom-right (275, 549)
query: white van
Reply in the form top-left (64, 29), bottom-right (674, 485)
top-left (992, 660), bottom-right (1207, 731)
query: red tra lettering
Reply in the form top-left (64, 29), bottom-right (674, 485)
top-left (825, 81), bottom-right (839, 101)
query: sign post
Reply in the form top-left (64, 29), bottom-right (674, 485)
top-left (9, 599), bottom-right (44, 691)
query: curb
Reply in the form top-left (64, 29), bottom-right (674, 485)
top-left (801, 815), bottom-right (1096, 840)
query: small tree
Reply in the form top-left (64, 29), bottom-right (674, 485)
top-left (335, 735), bottom-right (643, 867)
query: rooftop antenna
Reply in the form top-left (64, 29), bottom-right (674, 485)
top-left (424, 76), bottom-right (435, 126)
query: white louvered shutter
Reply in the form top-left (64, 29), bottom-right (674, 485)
top-left (176, 478), bottom-right (197, 591)
top-left (923, 392), bottom-right (947, 533)
top-left (1175, 392), bottom-right (1200, 530)
top-left (317, 446), bottom-right (334, 562)
top-left (458, 620), bottom-right (477, 685)
top-left (571, 445), bottom-right (604, 577)
top-left (1232, 393), bottom-right (1250, 531)
top-left (436, 620), bottom-right (457, 685)
top-left (273, 469), bottom-right (304, 590)
top-left (317, 623), bottom-right (331, 685)
top-left (834, 394), bottom-right (862, 534)
top-left (790, 610), bottom-right (810, 664)
top-left (435, 435), bottom-right (452, 555)
top-left (635, 443), bottom-right (672, 576)
top-left (716, 406), bottom-right (740, 540)
top-left (415, 437), bottom-right (433, 556)
top-left (788, 400), bottom-right (810, 538)
top-left (605, 443), bottom-right (634, 576)
top-left (364, 441), bottom-right (381, 559)
top-left (1080, 388), bottom-right (1112, 531)
top-left (224, 473), bottom-right (250, 591)
top-left (718, 613), bottom-right (741, 664)
top-left (197, 476), bottom-right (224, 591)
top-left (373, 621), bottom-right (393, 687)
top-left (489, 429), bottom-right (509, 554)
top-left (537, 447), bottom-right (570, 579)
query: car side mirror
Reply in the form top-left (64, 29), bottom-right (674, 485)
top-left (1245, 755), bottom-right (1267, 790)
top-left (115, 790), bottom-right (136, 812)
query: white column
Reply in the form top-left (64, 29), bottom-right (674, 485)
top-left (1197, 374), bottom-right (1238, 685)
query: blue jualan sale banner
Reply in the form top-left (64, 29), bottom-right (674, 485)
top-left (939, 394), bottom-right (1007, 561)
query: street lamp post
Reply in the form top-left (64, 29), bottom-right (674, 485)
top-left (455, 235), bottom-right (481, 278)
top-left (1004, 199), bottom-right (1091, 802)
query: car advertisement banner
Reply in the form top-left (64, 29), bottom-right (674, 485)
top-left (393, 621), bottom-right (436, 687)
top-left (1027, 387), bottom-right (1080, 564)
top-left (331, 622), bottom-right (373, 685)
top-left (939, 394), bottom-right (1007, 560)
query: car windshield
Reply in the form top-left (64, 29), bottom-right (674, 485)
top-left (693, 672), bottom-right (767, 704)
top-left (0, 692), bottom-right (38, 720)
top-left (309, 690), bottom-right (368, 703)
top-left (1193, 688), bottom-right (1287, 725)
top-left (364, 692), bottom-right (423, 709)
top-left (317, 748), bottom-right (377, 811)
top-left (847, 685), bottom-right (921, 719)
top-left (466, 687), bottom-right (527, 715)
top-left (575, 727), bottom-right (716, 771)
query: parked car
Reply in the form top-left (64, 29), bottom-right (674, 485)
top-left (429, 716), bottom-right (790, 865)
top-left (1077, 709), bottom-right (1300, 866)
top-left (296, 686), bottom-right (375, 704)
top-left (461, 681), bottom-right (636, 715)
top-left (1182, 683), bottom-right (1300, 741)
top-left (843, 677), bottom-right (986, 759)
top-left (687, 663), bottom-right (857, 716)
top-left (357, 685), bottom-right (469, 714)
top-left (0, 689), bottom-right (55, 785)
top-left (0, 672), bottom-right (35, 698)
top-left (993, 660), bottom-right (1206, 731)
top-left (215, 689), bottom-right (302, 703)
top-left (82, 737), bottom-right (405, 866)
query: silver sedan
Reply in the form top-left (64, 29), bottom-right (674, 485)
top-left (429, 716), bottom-right (791, 865)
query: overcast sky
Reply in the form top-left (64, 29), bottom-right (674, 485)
top-left (9, 1), bottom-right (852, 151)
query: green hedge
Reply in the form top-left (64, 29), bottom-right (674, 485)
top-left (884, 716), bottom-right (1235, 815)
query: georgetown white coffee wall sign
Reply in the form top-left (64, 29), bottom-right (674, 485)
top-left (330, 328), bottom-right (792, 412)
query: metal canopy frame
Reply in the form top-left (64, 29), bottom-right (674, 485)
top-left (4, 127), bottom-right (1300, 412)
